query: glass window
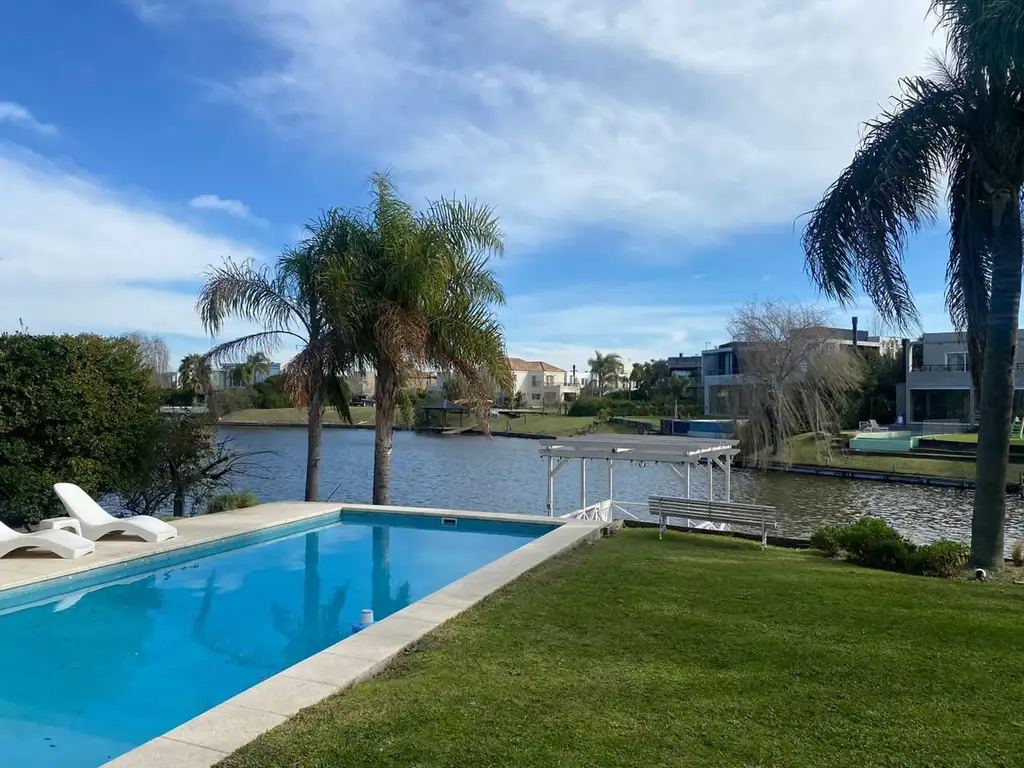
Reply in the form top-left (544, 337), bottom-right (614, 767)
top-left (945, 352), bottom-right (967, 371)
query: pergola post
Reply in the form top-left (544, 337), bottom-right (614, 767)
top-left (546, 455), bottom-right (555, 517)
top-left (607, 459), bottom-right (614, 502)
top-left (685, 463), bottom-right (691, 499)
top-left (725, 455), bottom-right (732, 502)
top-left (707, 458), bottom-right (714, 501)
top-left (580, 459), bottom-right (587, 510)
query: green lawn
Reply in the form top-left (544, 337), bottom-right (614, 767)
top-left (220, 531), bottom-right (1024, 768)
top-left (218, 407), bottom-right (649, 437)
top-left (920, 432), bottom-right (1024, 446)
top-left (785, 432), bottom-right (1024, 480)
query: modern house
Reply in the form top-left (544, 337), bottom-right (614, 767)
top-left (210, 361), bottom-right (282, 390)
top-left (666, 354), bottom-right (702, 382)
top-left (903, 330), bottom-right (1024, 422)
top-left (700, 324), bottom-right (892, 416)
top-left (500, 357), bottom-right (580, 408)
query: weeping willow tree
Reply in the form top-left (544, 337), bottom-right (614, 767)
top-left (802, 0), bottom-right (1024, 567)
top-left (728, 302), bottom-right (865, 464)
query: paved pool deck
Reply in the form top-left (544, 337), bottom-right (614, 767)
top-left (0, 502), bottom-right (607, 768)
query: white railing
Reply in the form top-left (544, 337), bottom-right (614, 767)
top-left (560, 499), bottom-right (613, 522)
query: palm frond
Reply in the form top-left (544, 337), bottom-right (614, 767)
top-left (196, 259), bottom-right (308, 337)
top-left (802, 75), bottom-right (961, 329)
top-left (204, 330), bottom-right (303, 366)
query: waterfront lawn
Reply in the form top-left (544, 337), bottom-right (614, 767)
top-left (219, 407), bottom-right (624, 437)
top-left (920, 432), bottom-right (1024, 446)
top-left (220, 531), bottom-right (1023, 768)
top-left (220, 406), bottom-right (377, 425)
top-left (787, 432), bottom-right (1024, 479)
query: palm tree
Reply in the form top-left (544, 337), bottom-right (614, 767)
top-left (325, 172), bottom-right (512, 505)
top-left (236, 353), bottom-right (271, 387)
top-left (801, 0), bottom-right (1024, 567)
top-left (588, 351), bottom-right (624, 395)
top-left (196, 218), bottom-right (352, 501)
top-left (178, 353), bottom-right (212, 402)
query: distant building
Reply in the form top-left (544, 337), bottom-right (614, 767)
top-left (701, 326), bottom-right (891, 417)
top-left (902, 331), bottom-right (1024, 422)
top-left (666, 353), bottom-right (702, 381)
top-left (499, 357), bottom-right (580, 408)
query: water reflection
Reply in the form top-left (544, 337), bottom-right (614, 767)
top-left (224, 427), bottom-right (1024, 553)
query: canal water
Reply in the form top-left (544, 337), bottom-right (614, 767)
top-left (222, 427), bottom-right (1024, 551)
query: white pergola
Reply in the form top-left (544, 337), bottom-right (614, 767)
top-left (537, 434), bottom-right (741, 517)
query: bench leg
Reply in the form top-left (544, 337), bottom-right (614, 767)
top-left (659, 516), bottom-right (667, 540)
top-left (761, 523), bottom-right (767, 549)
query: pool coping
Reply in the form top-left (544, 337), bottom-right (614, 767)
top-left (0, 501), bottom-right (571, 594)
top-left (65, 503), bottom-right (607, 768)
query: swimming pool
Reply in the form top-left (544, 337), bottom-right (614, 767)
top-left (0, 510), bottom-right (546, 768)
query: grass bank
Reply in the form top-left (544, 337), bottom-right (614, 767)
top-left (220, 530), bottom-right (1023, 768)
top-left (784, 433), bottom-right (1024, 480)
top-left (218, 408), bottom-right (653, 438)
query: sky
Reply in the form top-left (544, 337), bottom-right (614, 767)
top-left (0, 0), bottom-right (967, 374)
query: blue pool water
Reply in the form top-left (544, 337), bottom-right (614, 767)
top-left (0, 511), bottom-right (545, 768)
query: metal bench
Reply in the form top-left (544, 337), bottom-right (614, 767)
top-left (649, 496), bottom-right (778, 547)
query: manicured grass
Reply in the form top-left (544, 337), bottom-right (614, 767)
top-left (785, 433), bottom-right (1024, 479)
top-left (220, 406), bottom-right (378, 425)
top-left (218, 407), bottom-right (640, 437)
top-left (921, 432), bottom-right (1024, 446)
top-left (220, 531), bottom-right (1024, 768)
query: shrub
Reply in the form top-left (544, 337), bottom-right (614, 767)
top-left (1012, 540), bottom-right (1024, 568)
top-left (208, 490), bottom-right (259, 514)
top-left (254, 375), bottom-right (291, 409)
top-left (0, 333), bottom-right (158, 527)
top-left (836, 517), bottom-right (912, 571)
top-left (809, 526), bottom-right (842, 557)
top-left (211, 387), bottom-right (258, 417)
top-left (909, 540), bottom-right (972, 579)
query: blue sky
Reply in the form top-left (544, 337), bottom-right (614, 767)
top-left (0, 0), bottom-right (962, 372)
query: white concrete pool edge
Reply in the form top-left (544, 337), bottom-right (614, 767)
top-left (101, 509), bottom-right (606, 768)
top-left (0, 501), bottom-right (569, 593)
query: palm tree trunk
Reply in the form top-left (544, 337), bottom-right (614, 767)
top-left (971, 195), bottom-right (1023, 568)
top-left (304, 382), bottom-right (325, 502)
top-left (372, 363), bottom-right (397, 505)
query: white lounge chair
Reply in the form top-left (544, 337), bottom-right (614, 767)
top-left (53, 483), bottom-right (178, 543)
top-left (0, 521), bottom-right (95, 559)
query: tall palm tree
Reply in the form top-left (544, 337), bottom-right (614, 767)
top-left (325, 172), bottom-right (512, 505)
top-left (196, 219), bottom-right (352, 501)
top-left (178, 353), bottom-right (212, 402)
top-left (801, 0), bottom-right (1024, 567)
top-left (588, 351), bottom-right (623, 395)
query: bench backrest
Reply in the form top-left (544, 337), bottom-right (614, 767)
top-left (649, 496), bottom-right (777, 527)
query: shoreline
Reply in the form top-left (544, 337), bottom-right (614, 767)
top-left (218, 420), bottom-right (559, 440)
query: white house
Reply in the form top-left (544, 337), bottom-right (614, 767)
top-left (501, 357), bottom-right (580, 408)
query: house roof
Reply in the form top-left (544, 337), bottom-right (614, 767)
top-left (507, 356), bottom-right (565, 373)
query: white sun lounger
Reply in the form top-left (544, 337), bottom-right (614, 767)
top-left (53, 483), bottom-right (178, 543)
top-left (0, 521), bottom-right (95, 559)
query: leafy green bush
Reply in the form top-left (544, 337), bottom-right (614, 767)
top-left (254, 375), bottom-right (291, 409)
top-left (207, 490), bottom-right (260, 514)
top-left (0, 333), bottom-right (158, 527)
top-left (836, 517), bottom-right (912, 572)
top-left (211, 387), bottom-right (258, 416)
top-left (909, 540), bottom-right (972, 579)
top-left (1012, 540), bottom-right (1024, 568)
top-left (809, 526), bottom-right (842, 557)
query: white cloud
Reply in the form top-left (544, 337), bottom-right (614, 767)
top-left (153, 0), bottom-right (939, 248)
top-left (189, 193), bottom-right (259, 221)
top-left (0, 146), bottom-right (269, 360)
top-left (0, 101), bottom-right (58, 136)
top-left (123, 0), bottom-right (179, 25)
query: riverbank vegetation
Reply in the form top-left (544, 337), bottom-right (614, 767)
top-left (220, 530), bottom-right (1024, 768)
top-left (0, 332), bottom-right (261, 526)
